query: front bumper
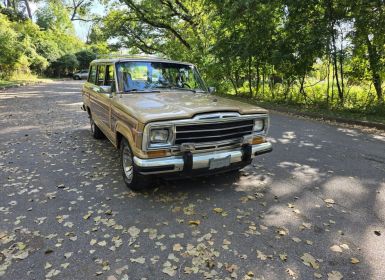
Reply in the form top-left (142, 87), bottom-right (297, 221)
top-left (133, 142), bottom-right (272, 175)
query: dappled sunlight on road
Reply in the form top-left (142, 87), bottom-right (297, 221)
top-left (322, 176), bottom-right (369, 209)
top-left (1, 81), bottom-right (385, 279)
top-left (374, 182), bottom-right (385, 222)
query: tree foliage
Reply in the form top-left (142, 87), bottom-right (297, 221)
top-left (1, 0), bottom-right (384, 110)
top-left (0, 1), bottom-right (106, 79)
top-left (95, 0), bottom-right (384, 108)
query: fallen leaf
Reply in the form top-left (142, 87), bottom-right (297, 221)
top-left (213, 207), bottom-right (223, 214)
top-left (292, 237), bottom-right (302, 243)
top-left (130, 257), bottom-right (145, 264)
top-left (225, 263), bottom-right (238, 273)
top-left (324, 198), bottom-right (335, 204)
top-left (83, 211), bottom-right (93, 220)
top-left (330, 245), bottom-right (343, 253)
top-left (279, 253), bottom-right (288, 262)
top-left (127, 226), bottom-right (140, 238)
top-left (61, 263), bottom-right (70, 269)
top-left (350, 257), bottom-right (360, 264)
top-left (286, 268), bottom-right (296, 277)
top-left (97, 240), bottom-right (107, 246)
top-left (257, 250), bottom-right (267, 261)
top-left (173, 243), bottom-right (183, 252)
top-left (45, 262), bottom-right (52, 270)
top-left (162, 261), bottom-right (177, 276)
top-left (301, 253), bottom-right (319, 269)
top-left (46, 269), bottom-right (61, 278)
top-left (188, 220), bottom-right (200, 226)
top-left (327, 270), bottom-right (343, 280)
top-left (302, 222), bottom-right (312, 229)
top-left (13, 251), bottom-right (29, 260)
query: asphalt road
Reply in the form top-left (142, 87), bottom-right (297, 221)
top-left (1, 81), bottom-right (384, 280)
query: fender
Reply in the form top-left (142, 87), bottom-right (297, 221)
top-left (115, 121), bottom-right (139, 152)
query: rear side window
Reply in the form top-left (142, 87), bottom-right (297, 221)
top-left (97, 65), bottom-right (106, 86)
top-left (88, 66), bottom-right (97, 84)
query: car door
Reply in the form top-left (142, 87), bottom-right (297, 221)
top-left (89, 64), bottom-right (113, 138)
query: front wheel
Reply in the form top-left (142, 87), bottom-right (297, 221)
top-left (120, 138), bottom-right (151, 191)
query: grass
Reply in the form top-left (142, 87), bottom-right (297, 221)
top-left (219, 93), bottom-right (385, 126)
top-left (0, 75), bottom-right (53, 89)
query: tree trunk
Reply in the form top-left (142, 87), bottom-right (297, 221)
top-left (24, 0), bottom-right (32, 19)
top-left (332, 33), bottom-right (343, 104)
top-left (326, 0), bottom-right (343, 104)
top-left (299, 74), bottom-right (307, 101)
top-left (255, 63), bottom-right (260, 97)
top-left (366, 36), bottom-right (383, 102)
top-left (326, 56), bottom-right (330, 106)
top-left (248, 56), bottom-right (253, 97)
top-left (262, 66), bottom-right (265, 97)
top-left (339, 43), bottom-right (345, 99)
top-left (229, 77), bottom-right (239, 95)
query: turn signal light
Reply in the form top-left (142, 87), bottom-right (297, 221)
top-left (146, 150), bottom-right (168, 158)
top-left (252, 137), bottom-right (265, 145)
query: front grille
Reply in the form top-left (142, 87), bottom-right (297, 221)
top-left (175, 119), bottom-right (254, 145)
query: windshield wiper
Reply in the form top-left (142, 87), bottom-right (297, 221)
top-left (154, 86), bottom-right (206, 93)
top-left (124, 89), bottom-right (160, 93)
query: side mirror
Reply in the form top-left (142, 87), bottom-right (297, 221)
top-left (100, 85), bottom-right (112, 95)
top-left (208, 86), bottom-right (216, 94)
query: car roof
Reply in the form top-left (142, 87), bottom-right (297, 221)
top-left (90, 56), bottom-right (194, 66)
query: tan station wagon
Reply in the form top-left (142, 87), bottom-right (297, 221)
top-left (82, 56), bottom-right (272, 191)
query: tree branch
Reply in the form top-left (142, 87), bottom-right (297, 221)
top-left (124, 0), bottom-right (191, 49)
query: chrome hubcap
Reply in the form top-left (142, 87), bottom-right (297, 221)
top-left (122, 145), bottom-right (133, 183)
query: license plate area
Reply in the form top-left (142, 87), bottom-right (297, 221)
top-left (209, 155), bottom-right (231, 170)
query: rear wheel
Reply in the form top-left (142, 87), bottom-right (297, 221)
top-left (120, 138), bottom-right (151, 191)
top-left (90, 115), bottom-right (104, 139)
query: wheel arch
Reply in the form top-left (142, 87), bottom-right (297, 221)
top-left (115, 122), bottom-right (136, 151)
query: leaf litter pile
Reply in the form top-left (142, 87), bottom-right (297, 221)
top-left (0, 82), bottom-right (378, 279)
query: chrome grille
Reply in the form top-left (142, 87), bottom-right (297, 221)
top-left (175, 119), bottom-right (254, 145)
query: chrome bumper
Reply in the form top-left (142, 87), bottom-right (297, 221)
top-left (133, 142), bottom-right (272, 175)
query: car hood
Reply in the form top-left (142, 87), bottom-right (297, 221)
top-left (112, 91), bottom-right (267, 124)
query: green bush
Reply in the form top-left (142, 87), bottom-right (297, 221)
top-left (0, 14), bottom-right (23, 79)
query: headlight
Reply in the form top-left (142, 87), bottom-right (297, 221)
top-left (253, 119), bottom-right (264, 132)
top-left (150, 128), bottom-right (170, 143)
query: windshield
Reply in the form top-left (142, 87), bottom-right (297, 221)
top-left (116, 61), bottom-right (207, 93)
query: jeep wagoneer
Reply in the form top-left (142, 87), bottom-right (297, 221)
top-left (82, 56), bottom-right (272, 190)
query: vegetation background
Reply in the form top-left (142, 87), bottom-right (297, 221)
top-left (1, 0), bottom-right (384, 123)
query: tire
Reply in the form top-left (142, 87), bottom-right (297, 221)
top-left (120, 138), bottom-right (151, 191)
top-left (90, 115), bottom-right (104, 139)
